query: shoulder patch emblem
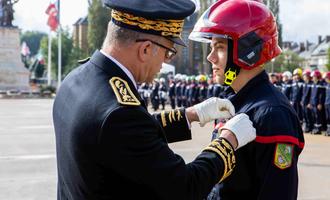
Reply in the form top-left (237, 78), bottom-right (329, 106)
top-left (274, 143), bottom-right (294, 170)
top-left (109, 77), bottom-right (140, 106)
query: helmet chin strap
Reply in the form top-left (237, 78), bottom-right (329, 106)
top-left (224, 39), bottom-right (240, 86)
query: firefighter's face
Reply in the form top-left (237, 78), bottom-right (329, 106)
top-left (207, 38), bottom-right (228, 85)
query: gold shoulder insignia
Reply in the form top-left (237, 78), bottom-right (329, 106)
top-left (109, 77), bottom-right (141, 106)
top-left (77, 57), bottom-right (90, 64)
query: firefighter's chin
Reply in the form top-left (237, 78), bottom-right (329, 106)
top-left (214, 75), bottom-right (225, 85)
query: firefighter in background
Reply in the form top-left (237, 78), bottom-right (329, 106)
top-left (175, 74), bottom-right (182, 107)
top-left (180, 75), bottom-right (188, 107)
top-left (324, 72), bottom-right (330, 136)
top-left (159, 78), bottom-right (168, 110)
top-left (310, 70), bottom-right (325, 134)
top-left (282, 71), bottom-right (292, 100)
top-left (168, 78), bottom-right (176, 109)
top-left (301, 70), bottom-right (313, 133)
top-left (269, 72), bottom-right (282, 91)
top-left (207, 75), bottom-right (215, 99)
top-left (188, 75), bottom-right (198, 106)
top-left (185, 76), bottom-right (191, 107)
top-left (197, 75), bottom-right (208, 102)
top-left (291, 68), bottom-right (304, 123)
top-left (150, 78), bottom-right (160, 111)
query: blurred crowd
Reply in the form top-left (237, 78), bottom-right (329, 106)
top-left (137, 68), bottom-right (330, 135)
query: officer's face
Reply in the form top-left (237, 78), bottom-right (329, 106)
top-left (207, 38), bottom-right (228, 85)
top-left (145, 39), bottom-right (175, 83)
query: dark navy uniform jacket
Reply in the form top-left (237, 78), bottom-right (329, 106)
top-left (301, 81), bottom-right (312, 105)
top-left (218, 71), bottom-right (304, 200)
top-left (310, 81), bottom-right (325, 106)
top-left (281, 80), bottom-right (292, 100)
top-left (291, 80), bottom-right (303, 103)
top-left (53, 51), bottom-right (235, 200)
top-left (325, 82), bottom-right (330, 105)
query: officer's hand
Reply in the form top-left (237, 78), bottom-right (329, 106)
top-left (193, 97), bottom-right (235, 127)
top-left (219, 113), bottom-right (256, 150)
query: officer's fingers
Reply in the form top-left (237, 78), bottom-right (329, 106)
top-left (218, 111), bottom-right (232, 119)
top-left (218, 99), bottom-right (235, 116)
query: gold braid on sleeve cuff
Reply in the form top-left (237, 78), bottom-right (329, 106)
top-left (203, 138), bottom-right (236, 183)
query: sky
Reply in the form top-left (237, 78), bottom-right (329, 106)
top-left (12, 0), bottom-right (330, 44)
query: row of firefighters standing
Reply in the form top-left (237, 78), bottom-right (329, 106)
top-left (138, 68), bottom-right (330, 135)
top-left (137, 74), bottom-right (218, 111)
top-left (271, 68), bottom-right (330, 135)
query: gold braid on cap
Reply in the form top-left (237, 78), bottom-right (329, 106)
top-left (111, 10), bottom-right (184, 37)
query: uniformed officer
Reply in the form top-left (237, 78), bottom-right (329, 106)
top-left (301, 70), bottom-right (313, 133)
top-left (291, 68), bottom-right (304, 123)
top-left (53, 0), bottom-right (256, 199)
top-left (158, 78), bottom-right (168, 110)
top-left (310, 70), bottom-right (325, 134)
top-left (282, 71), bottom-right (293, 100)
top-left (150, 78), bottom-right (160, 111)
top-left (168, 78), bottom-right (176, 109)
top-left (180, 75), bottom-right (188, 107)
top-left (189, 0), bottom-right (304, 199)
top-left (207, 76), bottom-right (215, 98)
top-left (174, 74), bottom-right (182, 107)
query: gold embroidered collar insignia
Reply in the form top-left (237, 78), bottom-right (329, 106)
top-left (109, 77), bottom-right (141, 106)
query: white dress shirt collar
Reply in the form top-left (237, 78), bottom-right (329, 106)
top-left (100, 50), bottom-right (137, 89)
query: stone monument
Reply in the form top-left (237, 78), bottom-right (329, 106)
top-left (0, 0), bottom-right (30, 91)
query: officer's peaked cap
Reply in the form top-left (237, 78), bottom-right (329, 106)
top-left (103, 0), bottom-right (196, 46)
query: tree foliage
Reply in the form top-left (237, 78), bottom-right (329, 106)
top-left (264, 50), bottom-right (304, 73)
top-left (40, 28), bottom-right (88, 80)
top-left (20, 31), bottom-right (47, 56)
top-left (87, 0), bottom-right (111, 53)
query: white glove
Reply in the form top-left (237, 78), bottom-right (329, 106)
top-left (193, 97), bottom-right (235, 127)
top-left (219, 113), bottom-right (256, 150)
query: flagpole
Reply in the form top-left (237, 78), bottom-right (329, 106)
top-left (57, 0), bottom-right (62, 90)
top-left (47, 30), bottom-right (52, 86)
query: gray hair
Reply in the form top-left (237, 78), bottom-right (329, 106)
top-left (102, 22), bottom-right (159, 49)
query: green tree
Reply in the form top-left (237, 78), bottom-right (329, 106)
top-left (87, 0), bottom-right (111, 53)
top-left (264, 50), bottom-right (304, 73)
top-left (40, 28), bottom-right (89, 79)
top-left (20, 31), bottom-right (47, 56)
top-left (263, 0), bottom-right (283, 47)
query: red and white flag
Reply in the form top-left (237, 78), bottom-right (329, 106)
top-left (45, 3), bottom-right (59, 31)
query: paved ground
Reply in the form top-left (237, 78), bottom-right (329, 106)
top-left (0, 99), bottom-right (329, 199)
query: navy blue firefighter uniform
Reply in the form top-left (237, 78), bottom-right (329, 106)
top-left (215, 71), bottom-right (304, 200)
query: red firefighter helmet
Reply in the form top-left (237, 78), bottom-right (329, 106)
top-left (189, 0), bottom-right (281, 70)
top-left (302, 69), bottom-right (311, 77)
top-left (323, 72), bottom-right (330, 80)
top-left (311, 70), bottom-right (322, 79)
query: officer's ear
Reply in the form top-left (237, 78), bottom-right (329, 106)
top-left (137, 40), bottom-right (153, 62)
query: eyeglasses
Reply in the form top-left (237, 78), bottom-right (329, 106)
top-left (136, 39), bottom-right (177, 61)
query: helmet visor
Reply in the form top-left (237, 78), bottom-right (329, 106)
top-left (189, 31), bottom-right (230, 43)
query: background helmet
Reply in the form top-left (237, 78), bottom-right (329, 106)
top-left (302, 69), bottom-right (311, 77)
top-left (282, 71), bottom-right (292, 79)
top-left (189, 0), bottom-right (281, 70)
top-left (293, 68), bottom-right (303, 77)
top-left (324, 72), bottom-right (330, 80)
top-left (311, 70), bottom-right (322, 79)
